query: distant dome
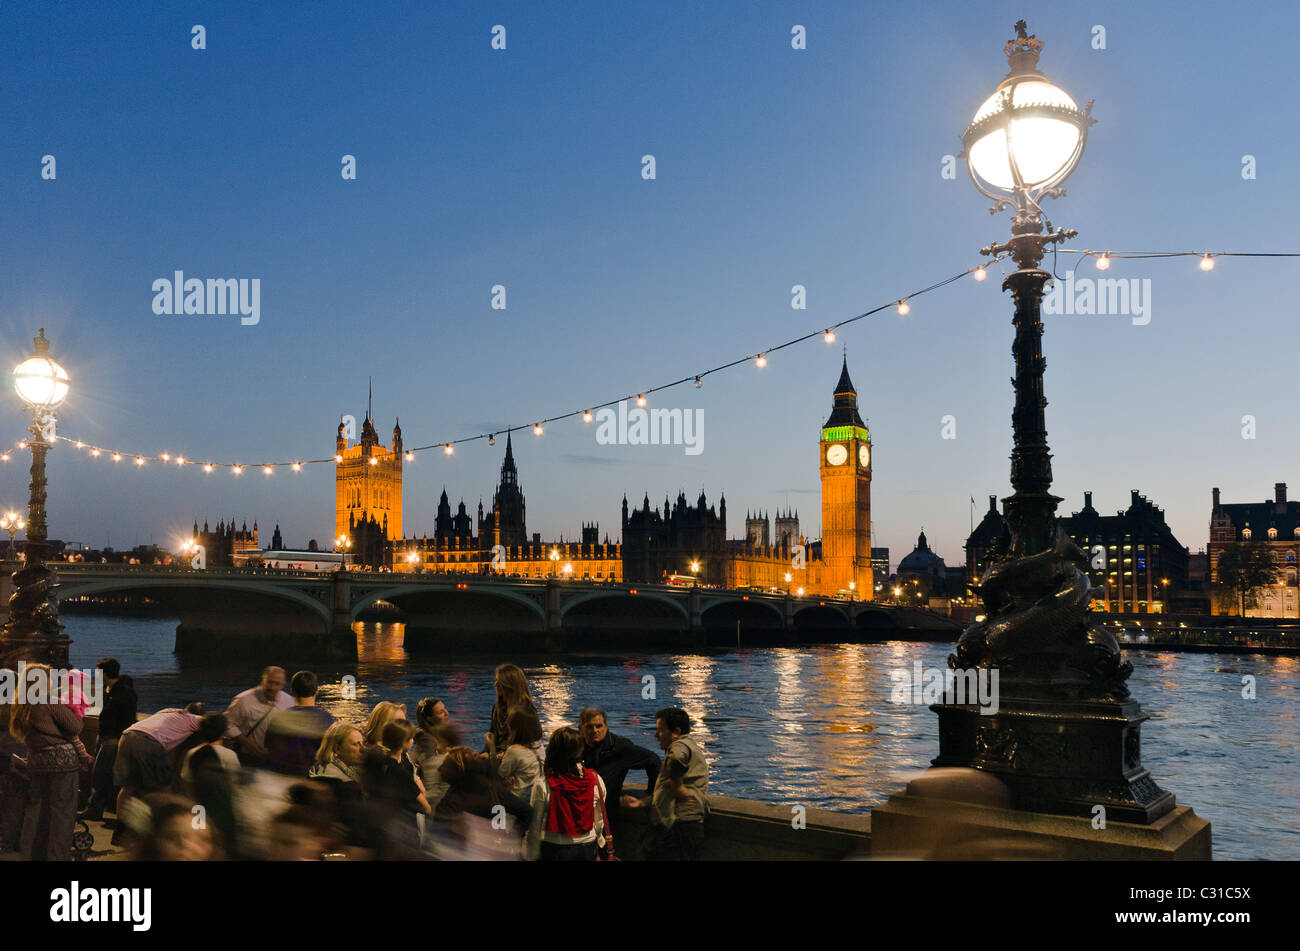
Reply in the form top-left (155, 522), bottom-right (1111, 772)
top-left (898, 530), bottom-right (946, 575)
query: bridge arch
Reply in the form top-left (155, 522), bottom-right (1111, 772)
top-left (350, 584), bottom-right (546, 624)
top-left (561, 589), bottom-right (689, 622)
top-left (57, 576), bottom-right (332, 629)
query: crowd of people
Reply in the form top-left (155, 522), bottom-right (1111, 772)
top-left (1, 660), bottom-right (711, 861)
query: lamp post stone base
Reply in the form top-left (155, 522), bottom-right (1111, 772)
top-left (871, 772), bottom-right (1210, 860)
top-left (932, 698), bottom-right (1174, 824)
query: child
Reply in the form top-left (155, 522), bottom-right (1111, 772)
top-left (524, 726), bottom-right (613, 861)
top-left (497, 707), bottom-right (544, 795)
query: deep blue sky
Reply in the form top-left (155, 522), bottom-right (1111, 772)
top-left (2, 1), bottom-right (1297, 567)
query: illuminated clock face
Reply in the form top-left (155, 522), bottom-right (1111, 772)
top-left (859, 445), bottom-right (870, 468)
top-left (826, 444), bottom-right (848, 466)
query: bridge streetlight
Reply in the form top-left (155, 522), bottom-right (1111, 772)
top-left (1, 329), bottom-right (71, 668)
top-left (550, 547), bottom-right (560, 579)
top-left (690, 560), bottom-right (700, 587)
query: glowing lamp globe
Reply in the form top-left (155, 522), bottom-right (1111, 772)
top-left (13, 329), bottom-right (69, 411)
top-left (961, 22), bottom-right (1094, 210)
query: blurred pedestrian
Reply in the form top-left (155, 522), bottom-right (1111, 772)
top-left (8, 664), bottom-right (92, 861)
top-left (265, 670), bottom-right (336, 775)
top-left (362, 700), bottom-right (404, 750)
top-left (223, 667), bottom-right (293, 764)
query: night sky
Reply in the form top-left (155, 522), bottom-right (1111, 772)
top-left (2, 1), bottom-right (1296, 566)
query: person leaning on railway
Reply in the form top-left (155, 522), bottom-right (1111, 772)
top-left (624, 707), bottom-right (709, 861)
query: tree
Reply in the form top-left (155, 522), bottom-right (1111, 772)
top-left (1213, 542), bottom-right (1280, 617)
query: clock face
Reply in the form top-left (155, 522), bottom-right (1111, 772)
top-left (826, 444), bottom-right (848, 466)
top-left (859, 444), bottom-right (870, 468)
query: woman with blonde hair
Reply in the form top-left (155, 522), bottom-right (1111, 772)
top-left (310, 721), bottom-right (365, 786)
top-left (361, 701), bottom-right (404, 749)
top-left (7, 663), bottom-right (93, 861)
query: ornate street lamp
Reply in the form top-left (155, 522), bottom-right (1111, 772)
top-left (1, 329), bottom-right (71, 668)
top-left (942, 23), bottom-right (1175, 825)
top-left (1, 511), bottom-right (26, 561)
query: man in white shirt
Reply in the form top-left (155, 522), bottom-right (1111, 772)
top-left (223, 667), bottom-right (294, 764)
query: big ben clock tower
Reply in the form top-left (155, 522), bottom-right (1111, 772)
top-left (819, 355), bottom-right (872, 598)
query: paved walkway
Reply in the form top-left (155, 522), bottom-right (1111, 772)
top-left (0, 814), bottom-right (127, 861)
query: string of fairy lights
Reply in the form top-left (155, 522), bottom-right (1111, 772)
top-left (3, 247), bottom-right (1296, 478)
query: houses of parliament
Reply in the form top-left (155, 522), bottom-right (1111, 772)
top-left (332, 359), bottom-right (874, 599)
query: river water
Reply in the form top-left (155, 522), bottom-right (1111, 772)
top-left (62, 616), bottom-right (1298, 860)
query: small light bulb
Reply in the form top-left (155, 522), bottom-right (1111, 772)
top-left (583, 410), bottom-right (593, 422)
top-left (405, 451), bottom-right (414, 461)
top-left (444, 443), bottom-right (454, 455)
top-left (335, 454), bottom-right (343, 463)
top-left (824, 329), bottom-right (835, 343)
top-left (637, 394), bottom-right (646, 407)
top-left (203, 463), bottom-right (213, 473)
top-left (291, 462), bottom-right (301, 472)
top-left (973, 266), bottom-right (987, 281)
top-left (75, 441), bottom-right (84, 449)
top-left (897, 300), bottom-right (910, 316)
top-left (112, 453), bottom-right (121, 462)
top-left (263, 465), bottom-right (273, 475)
top-left (176, 456), bottom-right (185, 465)
top-left (756, 354), bottom-right (767, 368)
top-left (91, 449), bottom-right (100, 458)
top-left (233, 465), bottom-right (243, 475)
top-left (533, 423), bottom-right (543, 436)
top-left (693, 376), bottom-right (702, 389)
top-left (161, 453), bottom-right (170, 461)
top-left (1095, 253), bottom-right (1110, 271)
top-left (135, 457), bottom-right (144, 466)
top-left (368, 456), bottom-right (378, 466)
top-left (1, 454), bottom-right (8, 462)
top-left (1199, 253), bottom-right (1214, 271)
top-left (488, 434), bottom-right (496, 446)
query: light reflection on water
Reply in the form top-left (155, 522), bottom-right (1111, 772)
top-left (63, 616), bottom-right (1298, 860)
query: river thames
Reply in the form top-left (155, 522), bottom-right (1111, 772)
top-left (64, 616), bottom-right (1298, 861)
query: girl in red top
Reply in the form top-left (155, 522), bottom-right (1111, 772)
top-left (525, 726), bottom-right (613, 861)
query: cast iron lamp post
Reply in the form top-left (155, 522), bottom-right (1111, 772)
top-left (940, 23), bottom-right (1175, 824)
top-left (1, 511), bottom-right (26, 561)
top-left (0, 329), bottom-right (71, 668)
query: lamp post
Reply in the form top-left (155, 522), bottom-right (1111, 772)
top-left (1, 511), bottom-right (26, 562)
top-left (1, 329), bottom-right (71, 668)
top-left (690, 560), bottom-right (700, 587)
top-left (550, 547), bottom-right (560, 579)
top-left (934, 23), bottom-right (1180, 828)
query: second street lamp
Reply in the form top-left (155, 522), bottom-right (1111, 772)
top-left (0, 329), bottom-right (71, 668)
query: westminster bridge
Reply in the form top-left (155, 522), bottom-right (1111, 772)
top-left (32, 563), bottom-right (959, 659)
